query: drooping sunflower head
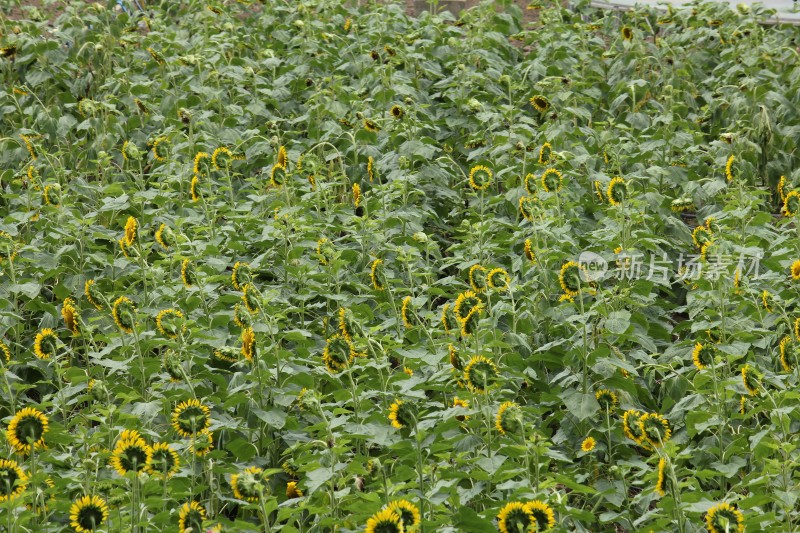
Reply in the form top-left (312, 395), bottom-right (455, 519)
top-left (367, 155), bottom-right (375, 182)
top-left (190, 429), bottom-right (215, 457)
top-left (124, 216), bottom-right (138, 246)
top-left (453, 290), bottom-right (481, 323)
top-left (322, 334), bottom-right (356, 373)
top-left (231, 466), bottom-right (267, 502)
top-left (692, 342), bottom-right (715, 371)
top-left (780, 335), bottom-right (797, 372)
top-left (161, 349), bottom-right (184, 382)
top-left (621, 26), bottom-right (633, 40)
top-left (242, 283), bottom-right (261, 314)
top-left (463, 355), bottom-right (500, 393)
top-left (146, 442), bottom-right (180, 479)
top-left (181, 259), bottom-right (197, 288)
top-left (440, 304), bottom-right (457, 335)
top-left (401, 296), bottom-right (414, 329)
top-left (622, 409), bottom-right (646, 444)
top-left (581, 436), bottom-right (596, 452)
top-left (0, 459), bottom-right (27, 503)
top-left (171, 399), bottom-right (212, 438)
top-left (495, 401), bottom-right (523, 435)
top-left (156, 308), bottom-right (185, 339)
top-left (524, 173), bottom-right (537, 195)
top-left (69, 494), bottom-right (109, 533)
top-left (692, 225), bottom-right (714, 249)
top-left (497, 501), bottom-right (536, 533)
top-left (594, 180), bottom-right (605, 202)
top-left (0, 231), bottom-right (17, 263)
top-left (606, 177), bottom-right (627, 206)
top-left (388, 399), bottom-right (416, 430)
top-left (524, 239), bottom-right (536, 264)
top-left (353, 182), bottom-right (362, 209)
top-left (152, 136), bottom-right (170, 162)
top-left (390, 105), bottom-right (404, 119)
top-left (0, 340), bottom-right (10, 364)
top-left (233, 303), bottom-right (253, 330)
top-left (595, 389), bottom-right (618, 411)
top-left (363, 119), bottom-right (381, 132)
top-left (33, 328), bottom-right (59, 360)
top-left (193, 151), bottom-right (211, 177)
top-left (792, 260), bottom-right (800, 280)
top-left (519, 195), bottom-right (537, 221)
top-left (725, 154), bottom-right (735, 182)
top-left (270, 163), bottom-right (287, 188)
top-left (559, 261), bottom-right (587, 297)
top-left (110, 435), bottom-right (151, 476)
top-left (655, 456), bottom-right (667, 496)
top-left (452, 396), bottom-right (470, 421)
top-left (337, 307), bottom-right (360, 340)
top-left (779, 175), bottom-right (788, 201)
top-left (539, 142), bottom-right (552, 165)
top-left (370, 258), bottom-right (387, 291)
top-left (231, 261), bottom-right (252, 291)
top-left (468, 264), bottom-right (488, 293)
top-left (154, 223), bottom-right (176, 250)
top-left (487, 268), bottom-right (510, 292)
top-left (449, 344), bottom-right (462, 372)
top-left (365, 508), bottom-right (405, 533)
top-left (316, 237), bottom-right (334, 265)
top-left (43, 183), bottom-right (61, 206)
top-left (112, 296), bottom-right (136, 334)
top-left (541, 168), bottom-right (563, 193)
top-left (190, 174), bottom-right (201, 202)
top-left (385, 500), bottom-right (421, 530)
top-left (639, 413), bottom-right (672, 448)
top-left (460, 303), bottom-right (484, 337)
top-left (784, 191), bottom-right (800, 217)
top-left (178, 501), bottom-right (206, 532)
top-left (705, 502), bottom-right (745, 533)
top-left (526, 500), bottom-right (556, 530)
top-left (84, 280), bottom-right (103, 310)
top-left (469, 165), bottom-right (493, 191)
top-left (530, 95), bottom-right (550, 113)
top-left (241, 327), bottom-right (256, 362)
top-left (277, 145), bottom-right (288, 168)
top-left (212, 146), bottom-right (234, 170)
top-left (741, 364), bottom-right (760, 396)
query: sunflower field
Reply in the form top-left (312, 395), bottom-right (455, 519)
top-left (2, 0), bottom-right (800, 531)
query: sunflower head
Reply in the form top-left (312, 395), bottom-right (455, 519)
top-left (441, 304), bottom-right (458, 335)
top-left (541, 168), bottom-right (563, 193)
top-left (178, 501), bottom-right (206, 533)
top-left (530, 95), bottom-right (550, 113)
top-left (43, 183), bottom-right (61, 206)
top-left (487, 268), bottom-right (510, 291)
top-left (112, 296), bottom-right (136, 334)
top-left (388, 399), bottom-right (416, 430)
top-left (401, 296), bottom-right (414, 329)
top-left (594, 181), bottom-right (605, 202)
top-left (581, 436), bottom-right (596, 452)
top-left (622, 409), bottom-right (646, 444)
top-left (365, 508), bottom-right (405, 533)
top-left (231, 466), bottom-right (267, 502)
top-left (322, 334), bottom-right (356, 373)
top-left (639, 413), bottom-right (672, 448)
top-left (212, 146), bottom-right (234, 170)
top-left (792, 260), bottom-right (800, 280)
top-left (234, 303), bottom-right (253, 329)
top-left (606, 177), bottom-right (627, 206)
top-left (190, 429), bottom-right (215, 457)
top-left (110, 438), bottom-right (151, 476)
top-left (692, 342), bottom-right (715, 370)
top-left (316, 237), bottom-right (334, 265)
top-left (495, 401), bottom-right (523, 435)
top-left (34, 328), bottom-right (59, 360)
top-left (0, 340), bottom-right (10, 364)
top-left (780, 335), bottom-right (797, 372)
top-left (783, 190), bottom-right (800, 217)
top-left (370, 258), bottom-right (387, 291)
top-left (453, 290), bottom-right (481, 322)
top-left (595, 389), bottom-right (618, 411)
top-left (452, 396), bottom-right (470, 421)
top-left (463, 355), bottom-right (499, 393)
top-left (621, 26), bottom-right (633, 40)
top-left (69, 495), bottom-right (109, 533)
top-left (270, 163), bottom-right (287, 188)
top-left (124, 216), bottom-right (138, 246)
top-left (171, 399), bottom-right (212, 438)
top-left (524, 239), bottom-right (536, 264)
top-left (655, 456), bottom-right (667, 496)
top-left (190, 174), bottom-right (201, 201)
top-left (460, 303), bottom-right (484, 337)
top-left (497, 501), bottom-right (536, 533)
top-left (519, 195), bottom-right (537, 221)
top-left (468, 264), bottom-right (488, 293)
top-left (154, 223), bottom-right (176, 249)
top-left (779, 175), bottom-right (788, 201)
top-left (156, 308), bottom-right (185, 339)
top-left (286, 480), bottom-right (303, 499)
top-left (559, 261), bottom-right (587, 297)
top-left (385, 500), bottom-right (421, 530)
top-left (469, 165), bottom-right (493, 191)
top-left (390, 105), bottom-right (404, 119)
top-left (692, 225), bottom-right (714, 249)
top-left (539, 142), bottom-right (552, 165)
top-left (525, 500), bottom-right (556, 530)
top-left (363, 119), bottom-right (381, 132)
top-left (146, 442), bottom-right (180, 478)
top-left (0, 231), bottom-right (17, 263)
top-left (181, 259), bottom-right (197, 288)
top-left (152, 136), bottom-right (170, 162)
top-left (725, 154), bottom-right (736, 182)
top-left (241, 327), bottom-right (256, 362)
top-left (705, 502), bottom-right (745, 533)
top-left (0, 459), bottom-right (28, 503)
top-left (242, 283), bottom-right (261, 314)
top-left (741, 364), bottom-right (760, 396)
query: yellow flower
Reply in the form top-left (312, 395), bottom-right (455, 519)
top-left (212, 146), bottom-right (234, 170)
top-left (541, 168), bottom-right (563, 193)
top-left (0, 340), bottom-right (10, 363)
top-left (779, 175), bottom-right (788, 201)
top-left (581, 437), bottom-right (596, 452)
top-left (69, 495), bottom-right (109, 532)
top-left (110, 438), bottom-right (151, 476)
top-left (495, 401), bottom-right (522, 435)
top-left (655, 457), bottom-right (667, 496)
top-left (368, 156), bottom-right (375, 182)
top-left (639, 413), bottom-right (672, 448)
top-left (190, 174), bottom-right (201, 201)
top-left (539, 142), bottom-right (552, 165)
top-left (152, 136), bottom-right (169, 162)
top-left (388, 399), bottom-right (411, 429)
top-left (780, 335), bottom-right (795, 372)
top-left (741, 364), bottom-right (760, 396)
top-left (468, 165), bottom-right (493, 191)
top-left (365, 508), bottom-right (405, 533)
top-left (469, 264), bottom-right (488, 293)
top-left (725, 155), bottom-right (735, 181)
top-left (524, 239), bottom-right (536, 264)
top-left (231, 466), bottom-right (265, 502)
top-left (84, 279), bottom-right (103, 310)
top-left (453, 290), bottom-right (481, 323)
top-left (784, 190), bottom-right (800, 217)
top-left (525, 500), bottom-right (556, 530)
top-left (146, 442), bottom-right (180, 478)
top-left (62, 297), bottom-right (80, 335)
top-left (154, 223), bottom-right (174, 249)
top-left (463, 355), bottom-right (499, 393)
top-left (0, 459), bottom-right (27, 502)
top-left (559, 261), bottom-right (587, 298)
top-left (621, 26), bottom-right (633, 40)
top-left (487, 268), bottom-right (510, 291)
top-left (147, 47), bottom-right (165, 64)
top-left (529, 95), bottom-right (550, 113)
top-left (43, 183), bottom-right (61, 206)
top-left (33, 328), bottom-right (58, 359)
top-left (370, 258), bottom-right (386, 290)
top-left (322, 334), bottom-right (356, 373)
top-left (705, 502), bottom-right (745, 533)
top-left (452, 396), bottom-right (469, 421)
top-left (595, 389), bottom-right (618, 410)
top-left (171, 399), bottom-right (212, 438)
top-left (390, 105), bottom-right (404, 119)
top-left (193, 151), bottom-right (210, 177)
top-left (606, 177), bottom-right (627, 206)
top-left (622, 409), bottom-right (646, 444)
top-left (385, 500), bottom-right (421, 530)
top-left (241, 327), bottom-right (256, 362)
top-left (497, 501), bottom-right (536, 533)
top-left (692, 342), bottom-right (714, 370)
top-left (790, 260), bottom-right (800, 280)
top-left (178, 501), bottom-right (206, 532)
top-left (190, 429), bottom-right (215, 457)
top-left (7, 407), bottom-right (49, 454)
top-left (124, 216), bottom-right (138, 246)
top-left (363, 119), bottom-right (381, 132)
top-left (401, 296), bottom-right (413, 329)
top-left (20, 133), bottom-right (37, 160)
top-left (181, 259), bottom-right (196, 288)
top-left (156, 308), bottom-right (185, 339)
top-left (286, 481), bottom-right (303, 499)
top-left (353, 182), bottom-right (362, 208)
top-left (112, 296), bottom-right (136, 334)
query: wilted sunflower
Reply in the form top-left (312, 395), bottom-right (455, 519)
top-left (692, 342), bottom-right (715, 370)
top-left (181, 259), bottom-right (197, 288)
top-left (365, 508), bottom-right (404, 533)
top-left (524, 239), bottom-right (536, 264)
top-left (595, 389), bottom-right (618, 411)
top-left (495, 401), bottom-right (523, 435)
top-left (784, 190), bottom-right (800, 217)
top-left (43, 183), bottom-right (61, 206)
top-left (541, 168), bottom-right (563, 193)
top-left (110, 437), bottom-right (151, 476)
top-left (622, 409), bottom-right (646, 444)
top-left (705, 502), bottom-right (745, 533)
top-left (606, 177), bottom-right (627, 206)
top-left (655, 456), bottom-right (667, 496)
top-left (69, 495), bottom-right (109, 533)
top-left (559, 261), bottom-right (587, 298)
top-left (171, 399), bottom-right (212, 438)
top-left (178, 501), bottom-right (206, 532)
top-left (286, 481), bottom-right (303, 499)
top-left (190, 429), bottom-right (214, 456)
top-left (231, 466), bottom-right (266, 502)
top-left (621, 26), bottom-right (633, 40)
top-left (497, 501), bottom-right (536, 533)
top-left (725, 155), bottom-right (735, 182)
top-left (0, 459), bottom-right (27, 503)
top-left (370, 258), bottom-right (386, 290)
top-left (487, 268), bottom-right (510, 291)
top-left (146, 442), bottom-right (180, 479)
top-left (363, 119), bottom-right (381, 132)
top-left (792, 260), bottom-right (800, 280)
top-left (526, 500), bottom-right (556, 530)
top-left (469, 165), bottom-right (493, 191)
top-left (322, 334), bottom-right (356, 373)
top-left (7, 407), bottom-right (49, 455)
top-left (463, 355), bottom-right (499, 393)
top-left (581, 437), bottom-right (596, 452)
top-left (388, 399), bottom-right (416, 429)
top-left (530, 95), bottom-right (550, 113)
top-left (34, 328), bottom-right (58, 359)
top-left (401, 296), bottom-right (413, 329)
top-left (385, 500), bottom-right (421, 530)
top-left (469, 264), bottom-right (488, 293)
top-left (390, 105), bottom-right (404, 119)
top-left (241, 327), bottom-right (256, 362)
top-left (154, 223), bottom-right (175, 249)
top-left (112, 296), bottom-right (136, 334)
top-left (156, 308), bottom-right (185, 339)
top-left (519, 196), bottom-right (537, 221)
top-left (539, 142), bottom-right (552, 165)
top-left (639, 413), bottom-right (672, 448)
top-left (741, 364), bottom-right (760, 396)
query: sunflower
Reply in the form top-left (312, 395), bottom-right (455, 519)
top-left (655, 456), bottom-right (667, 496)
top-left (69, 495), bottom-right (109, 532)
top-left (539, 142), bottom-right (552, 165)
top-left (20, 133), bottom-right (37, 160)
top-left (497, 501), bottom-right (536, 533)
top-left (43, 183), bottom-right (61, 206)
top-left (241, 327), bottom-right (256, 362)
top-left (233, 303), bottom-right (252, 329)
top-left (388, 399), bottom-right (416, 429)
top-left (152, 136), bottom-right (169, 162)
top-left (385, 500), bottom-right (421, 530)
top-left (621, 26), bottom-right (633, 40)
top-left (524, 173), bottom-right (537, 195)
top-left (469, 264), bottom-right (488, 293)
top-left (368, 156), bottom-right (375, 182)
top-left (463, 355), bottom-right (499, 393)
top-left (0, 231), bottom-right (17, 263)
top-left (487, 268), bottom-right (510, 291)
top-left (622, 409), bottom-right (646, 444)
top-left (363, 119), bottom-right (381, 132)
top-left (524, 239), bottom-right (536, 263)
top-left (365, 508), bottom-right (405, 533)
top-left (337, 307), bottom-right (359, 340)
top-left (519, 196), bottom-right (537, 221)
top-left (322, 334), bottom-right (356, 373)
top-left (181, 258), bottom-right (196, 287)
top-left (190, 174), bottom-right (201, 201)
top-left (0, 340), bottom-right (10, 363)
top-left (792, 260), bottom-right (800, 280)
top-left (178, 501), bottom-right (206, 532)
top-left (741, 364), bottom-right (760, 396)
top-left (540, 168), bottom-right (563, 193)
top-left (230, 261), bottom-right (251, 291)
top-left (784, 190), bottom-right (800, 217)
top-left (460, 303), bottom-right (484, 337)
top-left (190, 429), bottom-right (215, 456)
top-left (441, 304), bottom-right (457, 334)
top-left (449, 344), bottom-right (462, 371)
top-left (581, 437), bottom-right (596, 452)
top-left (156, 309), bottom-right (185, 339)
top-left (779, 175), bottom-right (788, 202)
top-left (371, 258), bottom-right (386, 290)
top-left (525, 500), bottom-right (556, 530)
top-left (559, 261), bottom-right (587, 298)
top-left (705, 502), bottom-right (745, 533)
top-left (639, 413), bottom-right (672, 448)
top-left (691, 225), bottom-right (713, 249)
top-left (780, 335), bottom-right (796, 372)
top-left (231, 466), bottom-right (265, 503)
top-left (124, 216), bottom-right (138, 246)
top-left (110, 438), bottom-right (151, 476)
top-left (452, 397), bottom-right (470, 421)
top-left (469, 165), bottom-right (493, 191)
top-left (530, 95), bottom-right (550, 113)
top-left (495, 401), bottom-right (522, 435)
top-left (606, 177), bottom-right (627, 206)
top-left (242, 283), bottom-right (260, 314)
top-left (33, 328), bottom-right (58, 359)
top-left (61, 297), bottom-right (80, 335)
top-left (155, 223), bottom-right (175, 249)
top-left (146, 442), bottom-right (180, 478)
top-left (353, 182), bottom-right (362, 209)
top-left (453, 291), bottom-right (482, 323)
top-left (212, 146), bottom-right (233, 170)
top-left (282, 460), bottom-right (299, 478)
top-left (286, 481), bottom-right (303, 499)
top-left (112, 296), bottom-right (136, 334)
top-left (595, 389), bottom-right (618, 411)
top-left (118, 237), bottom-right (132, 259)
top-left (0, 459), bottom-right (27, 502)
top-left (740, 395), bottom-right (747, 415)
top-left (594, 180), bottom-right (605, 202)
top-left (401, 296), bottom-right (413, 329)
top-left (171, 399), bottom-right (212, 438)
top-left (692, 342), bottom-right (715, 370)
top-left (725, 155), bottom-right (735, 182)
top-left (193, 151), bottom-right (210, 177)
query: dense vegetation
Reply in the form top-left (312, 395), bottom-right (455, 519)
top-left (1, 0), bottom-right (800, 531)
